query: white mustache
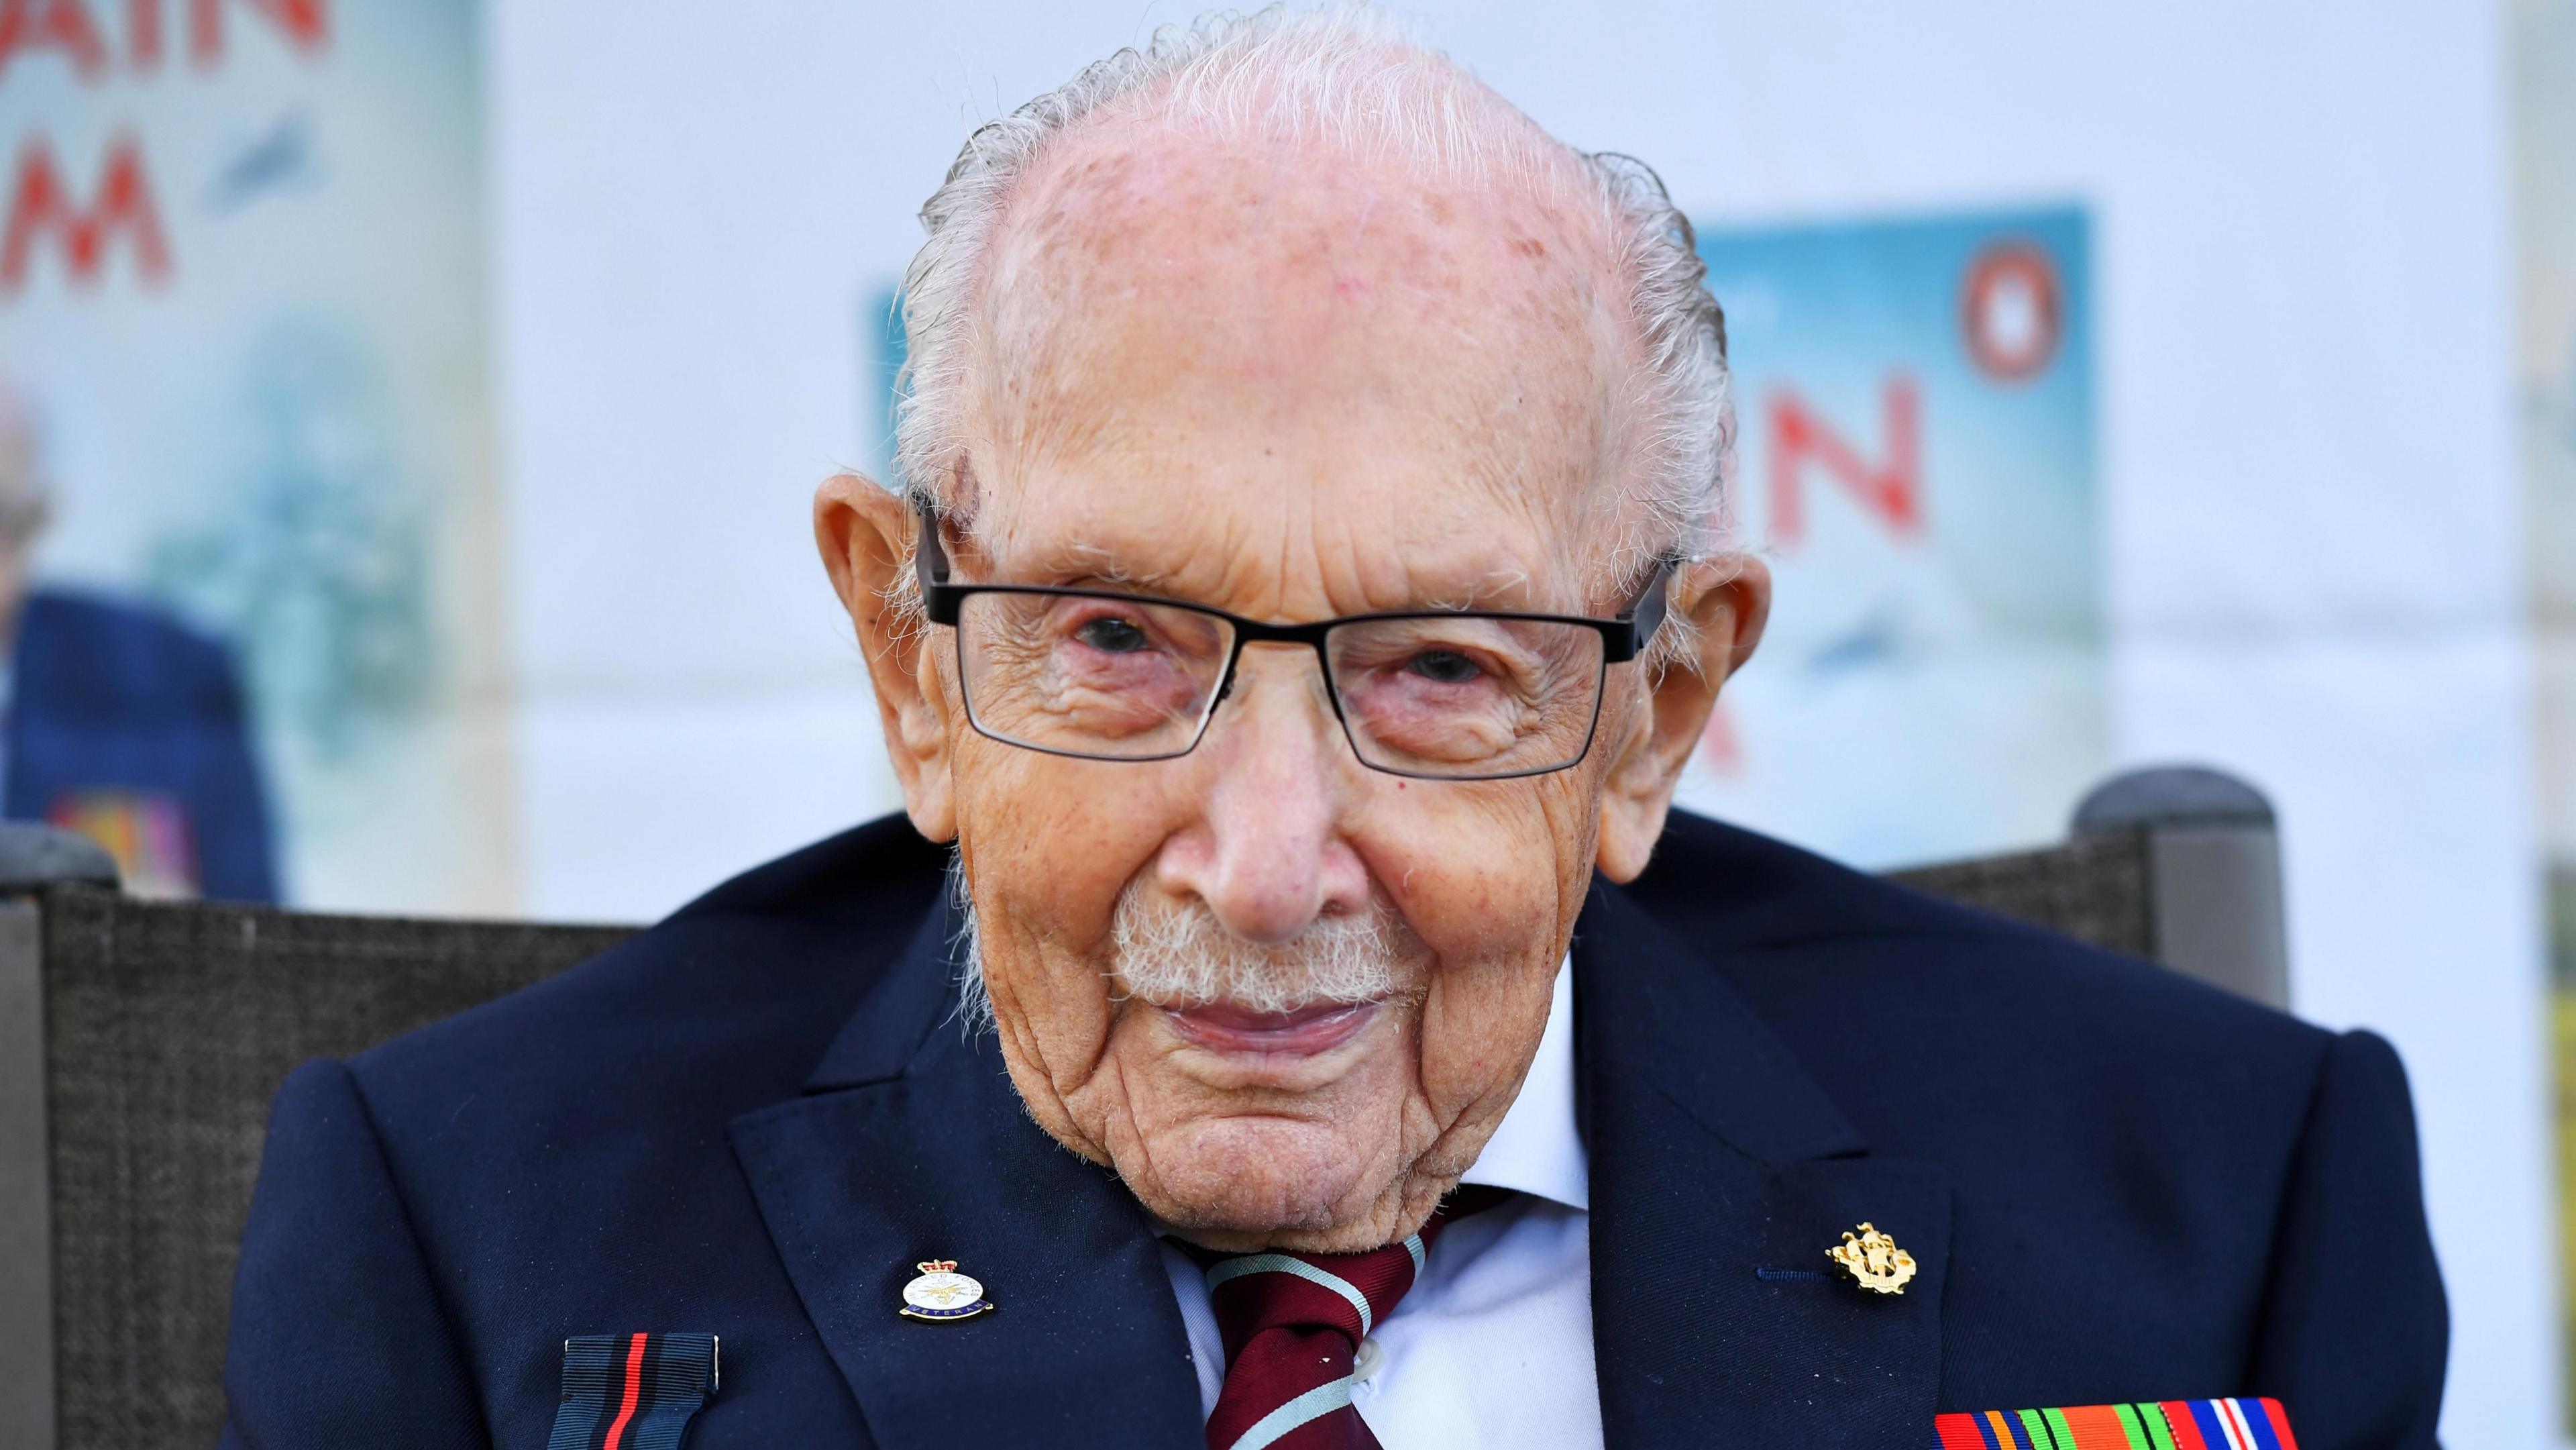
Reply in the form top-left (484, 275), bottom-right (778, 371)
top-left (1108, 879), bottom-right (1419, 1015)
top-left (950, 862), bottom-right (1424, 1031)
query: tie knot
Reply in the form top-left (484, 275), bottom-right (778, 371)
top-left (1197, 1217), bottom-right (1439, 1356)
top-left (1183, 1191), bottom-right (1507, 1450)
top-left (1191, 1185), bottom-right (1513, 1351)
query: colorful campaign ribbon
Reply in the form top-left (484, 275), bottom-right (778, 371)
top-left (48, 789), bottom-right (195, 897)
top-left (1934, 1397), bottom-right (2298, 1450)
top-left (546, 1333), bottom-right (718, 1450)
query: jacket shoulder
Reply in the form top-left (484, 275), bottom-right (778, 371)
top-left (342, 815), bottom-right (949, 1135)
top-left (1628, 811), bottom-right (2339, 1144)
top-left (1635, 809), bottom-right (2323, 1031)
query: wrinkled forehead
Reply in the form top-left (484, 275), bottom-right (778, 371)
top-left (959, 117), bottom-right (1648, 609)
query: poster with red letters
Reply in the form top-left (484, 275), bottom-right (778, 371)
top-left (0, 0), bottom-right (513, 911)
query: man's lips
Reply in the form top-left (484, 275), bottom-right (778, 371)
top-left (1161, 999), bottom-right (1380, 1056)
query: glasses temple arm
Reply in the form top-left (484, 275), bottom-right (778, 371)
top-left (914, 500), bottom-right (969, 627)
top-left (1624, 556), bottom-right (1676, 659)
top-left (916, 499), bottom-right (956, 582)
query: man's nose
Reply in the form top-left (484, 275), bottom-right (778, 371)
top-left (1153, 646), bottom-right (1373, 945)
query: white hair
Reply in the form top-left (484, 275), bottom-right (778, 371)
top-left (891, 3), bottom-right (1734, 583)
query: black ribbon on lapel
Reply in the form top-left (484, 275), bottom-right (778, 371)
top-left (546, 1333), bottom-right (719, 1450)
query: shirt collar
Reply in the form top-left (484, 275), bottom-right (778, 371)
top-left (1458, 953), bottom-right (1588, 1211)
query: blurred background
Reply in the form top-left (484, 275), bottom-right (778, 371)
top-left (0, 1), bottom-right (2558, 1444)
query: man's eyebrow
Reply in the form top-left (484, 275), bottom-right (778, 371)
top-left (998, 545), bottom-right (1554, 615)
top-left (1002, 542), bottom-right (1186, 594)
top-left (1417, 560), bottom-right (1541, 611)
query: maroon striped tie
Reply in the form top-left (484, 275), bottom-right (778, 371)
top-left (1190, 1206), bottom-right (1462, 1450)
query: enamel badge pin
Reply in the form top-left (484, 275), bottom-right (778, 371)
top-left (898, 1259), bottom-right (995, 1322)
top-left (1827, 1222), bottom-right (1917, 1295)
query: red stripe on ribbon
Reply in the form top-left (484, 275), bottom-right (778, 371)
top-left (600, 1332), bottom-right (648, 1450)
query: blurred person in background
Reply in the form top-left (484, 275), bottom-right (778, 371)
top-left (0, 377), bottom-right (278, 902)
top-left (221, 9), bottom-right (2441, 1448)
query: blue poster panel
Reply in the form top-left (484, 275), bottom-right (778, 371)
top-left (1675, 206), bottom-right (2104, 868)
top-left (0, 0), bottom-right (509, 910)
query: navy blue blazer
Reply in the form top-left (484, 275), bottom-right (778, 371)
top-left (8, 588), bottom-right (278, 902)
top-left (221, 811), bottom-right (2447, 1449)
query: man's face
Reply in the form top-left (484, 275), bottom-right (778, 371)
top-left (822, 123), bottom-right (1762, 1251)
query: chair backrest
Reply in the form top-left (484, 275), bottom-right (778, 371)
top-left (1, 879), bottom-right (633, 1450)
top-left (1884, 763), bottom-right (2292, 1007)
top-left (1886, 827), bottom-right (2157, 960)
top-left (2067, 766), bottom-right (2290, 1007)
top-left (0, 764), bottom-right (2286, 1450)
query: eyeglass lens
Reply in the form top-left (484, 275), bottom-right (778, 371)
top-left (952, 590), bottom-right (1607, 778)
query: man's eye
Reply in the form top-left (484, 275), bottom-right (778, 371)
top-left (1074, 616), bottom-right (1152, 653)
top-left (1405, 650), bottom-right (1484, 684)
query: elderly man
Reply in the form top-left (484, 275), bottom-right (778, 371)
top-left (223, 11), bottom-right (2444, 1449)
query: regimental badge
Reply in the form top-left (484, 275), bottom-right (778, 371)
top-left (1828, 1221), bottom-right (1917, 1295)
top-left (898, 1259), bottom-right (994, 1322)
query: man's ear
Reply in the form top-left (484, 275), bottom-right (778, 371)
top-left (1593, 555), bottom-right (1770, 882)
top-left (814, 473), bottom-right (958, 842)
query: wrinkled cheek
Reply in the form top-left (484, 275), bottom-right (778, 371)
top-left (971, 907), bottom-right (1126, 1150)
top-left (1323, 1025), bottom-right (1432, 1147)
top-left (1375, 1051), bottom-right (1450, 1179)
top-left (1354, 786), bottom-right (1587, 966)
top-left (1413, 957), bottom-right (1558, 1136)
top-left (957, 741), bottom-right (1172, 934)
top-left (1001, 971), bottom-right (1118, 1090)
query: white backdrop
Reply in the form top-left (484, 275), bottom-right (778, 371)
top-left (484, 3), bottom-right (2542, 1444)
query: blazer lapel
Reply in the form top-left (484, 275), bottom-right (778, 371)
top-left (729, 902), bottom-right (1205, 1450)
top-left (1576, 879), bottom-right (1954, 1450)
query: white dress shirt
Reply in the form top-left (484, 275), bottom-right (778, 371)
top-left (1160, 957), bottom-right (1603, 1449)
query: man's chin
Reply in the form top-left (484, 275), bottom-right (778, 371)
top-left (1130, 1113), bottom-right (1394, 1247)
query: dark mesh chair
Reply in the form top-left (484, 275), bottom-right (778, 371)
top-left (0, 766), bottom-right (2287, 1450)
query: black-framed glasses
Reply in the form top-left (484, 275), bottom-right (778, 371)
top-left (914, 503), bottom-right (1674, 781)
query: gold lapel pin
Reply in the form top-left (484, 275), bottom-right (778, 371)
top-left (1827, 1222), bottom-right (1917, 1295)
top-left (898, 1258), bottom-right (995, 1322)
